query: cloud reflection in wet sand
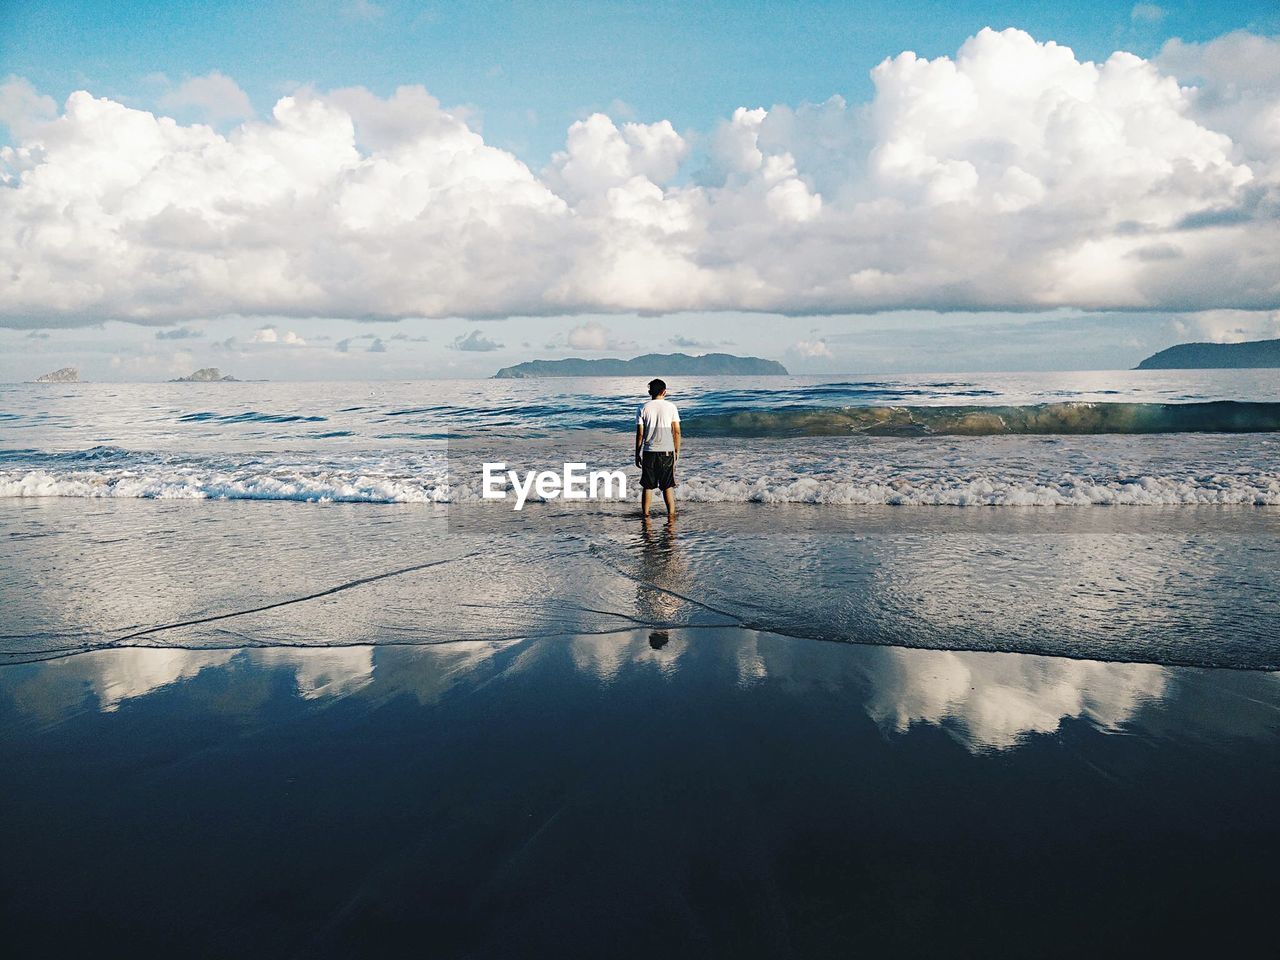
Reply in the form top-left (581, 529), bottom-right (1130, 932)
top-left (11, 628), bottom-right (1272, 758)
top-left (862, 649), bottom-right (1170, 752)
top-left (725, 628), bottom-right (1174, 751)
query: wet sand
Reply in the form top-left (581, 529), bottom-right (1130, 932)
top-left (2, 630), bottom-right (1279, 957)
top-left (2, 498), bottom-right (1279, 956)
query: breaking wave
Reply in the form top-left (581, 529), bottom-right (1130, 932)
top-left (685, 401), bottom-right (1280, 437)
top-left (3, 465), bottom-right (1278, 506)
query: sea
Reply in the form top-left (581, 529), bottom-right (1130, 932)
top-left (2, 368), bottom-right (1279, 505)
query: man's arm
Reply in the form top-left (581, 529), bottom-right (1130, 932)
top-left (635, 423), bottom-right (645, 468)
top-left (672, 422), bottom-right (681, 465)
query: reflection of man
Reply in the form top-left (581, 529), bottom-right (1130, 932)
top-left (637, 515), bottom-right (688, 645)
top-left (635, 378), bottom-right (681, 519)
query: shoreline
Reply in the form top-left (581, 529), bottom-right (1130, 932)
top-left (4, 498), bottom-right (1280, 671)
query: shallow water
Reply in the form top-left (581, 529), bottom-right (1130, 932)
top-left (4, 499), bottom-right (1279, 669)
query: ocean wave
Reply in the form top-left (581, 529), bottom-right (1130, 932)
top-left (670, 474), bottom-right (1280, 506)
top-left (4, 467), bottom-right (1278, 506)
top-left (178, 411), bottom-right (328, 424)
top-left (0, 469), bottom-right (450, 503)
top-left (684, 401), bottom-right (1280, 437)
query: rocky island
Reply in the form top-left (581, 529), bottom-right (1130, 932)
top-left (494, 352), bottom-right (788, 379)
top-left (1136, 337), bottom-right (1280, 369)
top-left (33, 367), bottom-right (80, 383)
top-left (171, 367), bottom-right (239, 382)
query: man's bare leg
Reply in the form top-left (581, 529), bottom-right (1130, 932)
top-left (663, 487), bottom-right (676, 518)
top-left (641, 488), bottom-right (653, 516)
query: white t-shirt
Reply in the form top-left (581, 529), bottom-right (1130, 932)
top-left (637, 398), bottom-right (680, 453)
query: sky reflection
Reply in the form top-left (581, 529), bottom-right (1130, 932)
top-left (4, 629), bottom-right (1277, 756)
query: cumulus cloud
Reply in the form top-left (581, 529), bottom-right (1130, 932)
top-left (251, 326), bottom-right (305, 345)
top-left (451, 329), bottom-right (503, 351)
top-left (0, 75), bottom-right (57, 138)
top-left (1158, 32), bottom-right (1280, 167)
top-left (157, 70), bottom-right (254, 124)
top-left (1, 27), bottom-right (1277, 329)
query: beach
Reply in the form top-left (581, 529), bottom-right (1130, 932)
top-left (3, 374), bottom-right (1280, 955)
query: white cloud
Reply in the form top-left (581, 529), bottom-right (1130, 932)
top-left (1, 27), bottom-right (1277, 330)
top-left (251, 326), bottom-right (305, 345)
top-left (451, 329), bottom-right (503, 352)
top-left (1158, 32), bottom-right (1280, 166)
top-left (1130, 4), bottom-right (1165, 24)
top-left (0, 75), bottom-right (57, 138)
top-left (157, 70), bottom-right (254, 123)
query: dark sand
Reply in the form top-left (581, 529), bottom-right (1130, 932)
top-left (2, 631), bottom-right (1279, 957)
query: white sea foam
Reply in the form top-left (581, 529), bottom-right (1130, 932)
top-left (0, 469), bottom-right (451, 503)
top-left (673, 473), bottom-right (1280, 506)
top-left (4, 430), bottom-right (1280, 507)
top-left (4, 464), bottom-right (1278, 505)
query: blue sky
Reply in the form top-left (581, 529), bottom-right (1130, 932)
top-left (6, 0), bottom-right (1275, 165)
top-left (2, 1), bottom-right (1279, 379)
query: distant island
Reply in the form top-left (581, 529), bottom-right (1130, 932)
top-left (171, 367), bottom-right (238, 382)
top-left (1136, 337), bottom-right (1280, 369)
top-left (494, 352), bottom-right (788, 379)
top-left (33, 366), bottom-right (80, 383)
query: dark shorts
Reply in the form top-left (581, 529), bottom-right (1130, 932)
top-left (640, 451), bottom-right (676, 490)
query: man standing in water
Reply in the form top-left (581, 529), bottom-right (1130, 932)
top-left (635, 378), bottom-right (681, 518)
